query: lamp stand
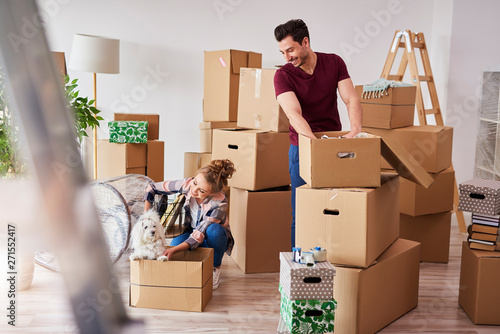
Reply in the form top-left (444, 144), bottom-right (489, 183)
top-left (93, 72), bottom-right (97, 179)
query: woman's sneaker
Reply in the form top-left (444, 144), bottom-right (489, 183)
top-left (213, 268), bottom-right (221, 290)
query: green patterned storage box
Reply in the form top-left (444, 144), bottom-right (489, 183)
top-left (109, 121), bottom-right (148, 143)
top-left (279, 285), bottom-right (336, 334)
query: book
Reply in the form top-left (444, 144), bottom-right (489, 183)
top-left (471, 223), bottom-right (500, 235)
top-left (471, 219), bottom-right (500, 227)
top-left (468, 238), bottom-right (496, 246)
top-left (470, 232), bottom-right (499, 242)
top-left (469, 242), bottom-right (497, 251)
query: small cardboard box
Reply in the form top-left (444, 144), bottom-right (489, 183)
top-left (212, 129), bottom-right (290, 191)
top-left (363, 125), bottom-right (453, 173)
top-left (199, 121), bottom-right (239, 153)
top-left (114, 113), bottom-right (159, 141)
top-left (296, 173), bottom-right (400, 268)
top-left (334, 238), bottom-right (421, 334)
top-left (229, 186), bottom-right (291, 273)
top-left (355, 85), bottom-right (417, 106)
top-left (299, 131), bottom-right (433, 189)
top-left (203, 49), bottom-right (262, 122)
top-left (97, 140), bottom-right (147, 179)
top-left (129, 247), bottom-right (213, 312)
top-left (146, 141), bottom-right (164, 182)
top-left (279, 285), bottom-right (336, 334)
top-left (458, 178), bottom-right (500, 215)
top-left (108, 121), bottom-right (149, 143)
top-left (184, 152), bottom-right (213, 178)
top-left (360, 103), bottom-right (415, 129)
top-left (398, 167), bottom-right (455, 216)
top-left (400, 212), bottom-right (451, 263)
top-left (279, 252), bottom-right (335, 301)
top-left (237, 68), bottom-right (289, 132)
top-left (459, 242), bottom-right (500, 324)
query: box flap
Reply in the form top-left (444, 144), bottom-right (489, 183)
top-left (248, 51), bottom-right (262, 68)
top-left (380, 136), bottom-right (434, 188)
top-left (231, 50), bottom-right (250, 74)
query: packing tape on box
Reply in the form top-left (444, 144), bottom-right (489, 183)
top-left (310, 247), bottom-right (327, 262)
top-left (254, 68), bottom-right (261, 99)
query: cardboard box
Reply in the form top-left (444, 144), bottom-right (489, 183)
top-left (199, 121), bottom-right (238, 153)
top-left (146, 141), bottom-right (164, 182)
top-left (355, 85), bottom-right (417, 106)
top-left (184, 152), bottom-right (212, 178)
top-left (237, 68), bottom-right (289, 132)
top-left (51, 51), bottom-right (67, 86)
top-left (97, 140), bottom-right (147, 179)
top-left (108, 121), bottom-right (148, 143)
top-left (296, 173), bottom-right (400, 268)
top-left (299, 131), bottom-right (433, 189)
top-left (130, 247), bottom-right (213, 312)
top-left (399, 167), bottom-right (455, 216)
top-left (334, 238), bottom-right (421, 334)
top-left (363, 125), bottom-right (453, 173)
top-left (400, 212), bottom-right (451, 263)
top-left (114, 113), bottom-right (159, 141)
top-left (203, 49), bottom-right (262, 122)
top-left (361, 104), bottom-right (415, 129)
top-left (459, 242), bottom-right (500, 324)
top-left (229, 186), bottom-right (291, 273)
top-left (212, 129), bottom-right (290, 191)
top-left (279, 252), bottom-right (335, 300)
top-left (279, 285), bottom-right (336, 334)
top-left (458, 178), bottom-right (500, 215)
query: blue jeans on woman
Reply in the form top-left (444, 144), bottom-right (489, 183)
top-left (289, 144), bottom-right (306, 248)
top-left (170, 223), bottom-right (228, 267)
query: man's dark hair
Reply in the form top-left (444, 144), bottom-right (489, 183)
top-left (274, 19), bottom-right (310, 44)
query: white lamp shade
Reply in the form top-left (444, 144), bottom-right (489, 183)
top-left (69, 34), bottom-right (120, 74)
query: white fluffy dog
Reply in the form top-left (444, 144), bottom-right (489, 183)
top-left (129, 210), bottom-right (168, 261)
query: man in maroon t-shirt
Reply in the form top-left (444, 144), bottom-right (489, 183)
top-left (273, 19), bottom-right (362, 247)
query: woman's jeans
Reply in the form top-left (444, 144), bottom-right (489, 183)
top-left (170, 223), bottom-right (228, 267)
top-left (289, 144), bottom-right (306, 248)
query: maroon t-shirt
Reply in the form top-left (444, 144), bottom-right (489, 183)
top-left (274, 52), bottom-right (350, 145)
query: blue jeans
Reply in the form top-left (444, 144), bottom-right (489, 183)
top-left (170, 223), bottom-right (228, 267)
top-left (289, 144), bottom-right (306, 248)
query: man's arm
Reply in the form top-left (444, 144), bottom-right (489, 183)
top-left (338, 78), bottom-right (363, 138)
top-left (277, 91), bottom-right (316, 140)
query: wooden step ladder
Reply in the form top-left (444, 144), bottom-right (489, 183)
top-left (380, 30), bottom-right (466, 232)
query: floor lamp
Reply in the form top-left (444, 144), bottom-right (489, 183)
top-left (69, 34), bottom-right (120, 179)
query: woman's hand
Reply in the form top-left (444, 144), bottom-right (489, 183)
top-left (162, 247), bottom-right (177, 260)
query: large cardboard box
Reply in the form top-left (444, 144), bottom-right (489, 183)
top-left (129, 247), bottom-right (213, 312)
top-left (400, 212), bottom-right (451, 263)
top-left (296, 173), bottom-right (400, 268)
top-left (355, 85), bottom-right (417, 105)
top-left (364, 125), bottom-right (454, 173)
top-left (97, 140), bottom-right (147, 179)
top-left (199, 121), bottom-right (238, 153)
top-left (458, 178), bottom-right (500, 215)
top-left (299, 131), bottom-right (433, 189)
top-left (146, 141), bottom-right (164, 182)
top-left (459, 242), bottom-right (500, 324)
top-left (114, 113), bottom-right (159, 141)
top-left (334, 238), bottom-right (421, 334)
top-left (399, 167), bottom-right (455, 216)
top-left (184, 152), bottom-right (212, 178)
top-left (229, 186), bottom-right (291, 273)
top-left (237, 68), bottom-right (289, 132)
top-left (203, 49), bottom-right (262, 122)
top-left (212, 129), bottom-right (290, 191)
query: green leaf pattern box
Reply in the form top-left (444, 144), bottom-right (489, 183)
top-left (109, 120), bottom-right (148, 143)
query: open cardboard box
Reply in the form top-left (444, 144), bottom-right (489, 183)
top-left (299, 131), bottom-right (434, 189)
top-left (129, 247), bottom-right (213, 312)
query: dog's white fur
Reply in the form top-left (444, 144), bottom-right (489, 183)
top-left (129, 210), bottom-right (168, 261)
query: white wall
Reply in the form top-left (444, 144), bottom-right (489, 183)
top-left (39, 0), bottom-right (452, 180)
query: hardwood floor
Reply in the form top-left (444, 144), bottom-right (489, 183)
top-left (4, 214), bottom-right (500, 334)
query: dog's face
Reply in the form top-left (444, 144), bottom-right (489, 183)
top-left (132, 210), bottom-right (163, 244)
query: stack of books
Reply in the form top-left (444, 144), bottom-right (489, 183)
top-left (467, 213), bottom-right (500, 251)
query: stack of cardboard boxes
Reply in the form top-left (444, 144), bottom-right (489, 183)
top-left (295, 127), bottom-right (428, 333)
top-left (457, 178), bottom-right (500, 325)
top-left (97, 113), bottom-right (164, 182)
top-left (358, 85), bottom-right (455, 263)
top-left (195, 49), bottom-right (292, 274)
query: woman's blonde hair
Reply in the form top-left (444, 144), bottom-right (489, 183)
top-left (197, 159), bottom-right (236, 193)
